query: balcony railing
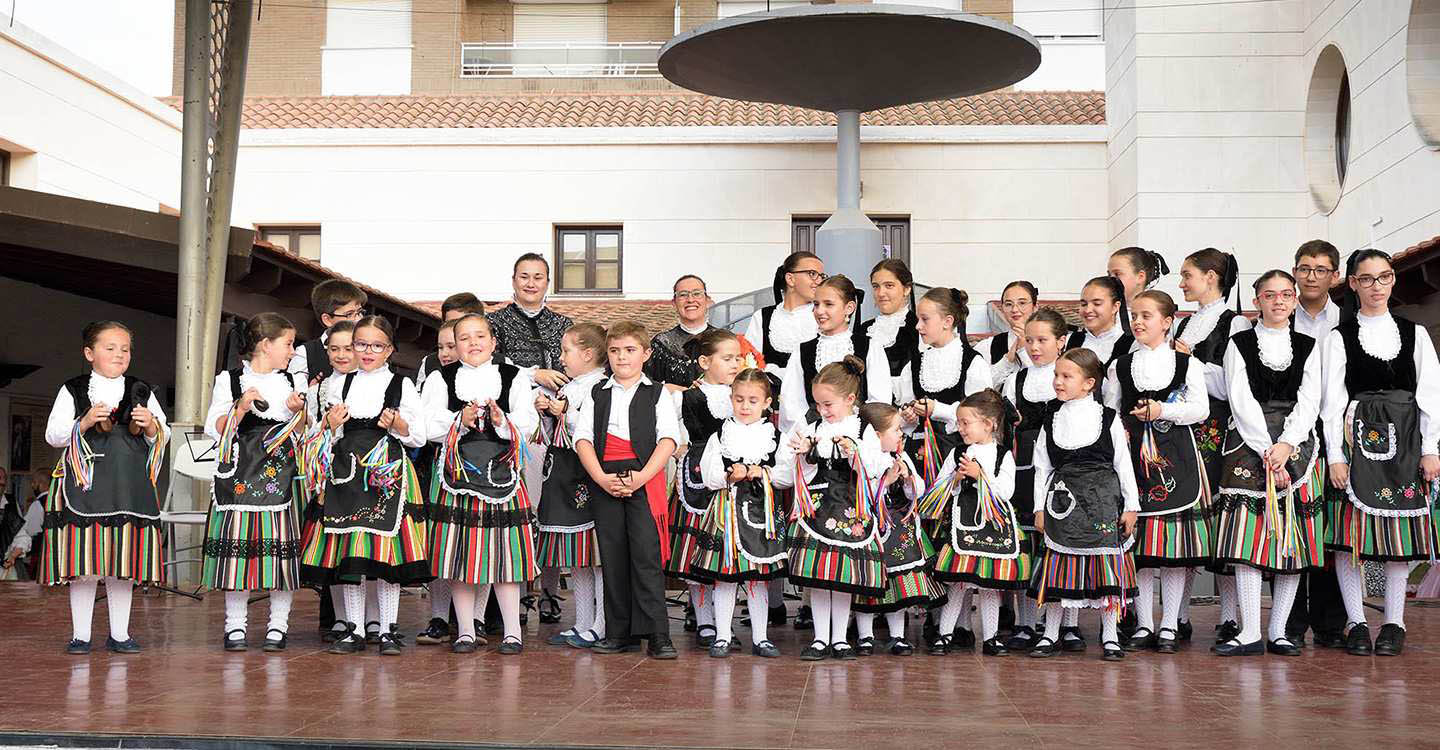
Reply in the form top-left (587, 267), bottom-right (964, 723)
top-left (460, 42), bottom-right (663, 78)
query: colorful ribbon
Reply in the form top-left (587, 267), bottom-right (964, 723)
top-left (66, 422), bottom-right (99, 491)
top-left (915, 465), bottom-right (962, 521)
top-left (360, 438), bottom-right (404, 491)
top-left (919, 416), bottom-right (943, 488)
top-left (792, 451), bottom-right (817, 520)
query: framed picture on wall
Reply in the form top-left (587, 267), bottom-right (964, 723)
top-left (9, 415), bottom-right (31, 473)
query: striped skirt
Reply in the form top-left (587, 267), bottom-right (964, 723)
top-left (299, 461), bottom-right (431, 586)
top-left (201, 506), bottom-right (301, 591)
top-left (786, 520), bottom-right (886, 597)
top-left (664, 496), bottom-right (708, 581)
top-left (1325, 493), bottom-right (1438, 562)
top-left (1028, 547), bottom-right (1137, 609)
top-left (1214, 463), bottom-right (1325, 573)
top-left (1132, 506), bottom-right (1213, 569)
top-left (535, 528), bottom-right (599, 569)
top-left (933, 535), bottom-right (1035, 591)
top-left (427, 483), bottom-right (538, 585)
top-left (39, 517), bottom-right (165, 586)
top-left (853, 568), bottom-right (947, 613)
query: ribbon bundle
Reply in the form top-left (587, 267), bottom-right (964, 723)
top-left (919, 416), bottom-right (943, 487)
top-left (360, 438), bottom-right (404, 492)
top-left (1263, 466), bottom-right (1301, 559)
top-left (792, 452), bottom-right (818, 519)
top-left (302, 425), bottom-right (334, 492)
top-left (66, 423), bottom-right (100, 491)
top-left (845, 451), bottom-right (879, 529)
top-left (916, 466), bottom-right (961, 521)
top-left (1138, 422), bottom-right (1165, 480)
top-left (215, 403), bottom-right (245, 467)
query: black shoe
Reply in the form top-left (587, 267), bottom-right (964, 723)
top-left (379, 632), bottom-right (404, 656)
top-left (768, 604), bottom-right (788, 626)
top-left (328, 632), bottom-right (365, 654)
top-left (927, 634), bottom-right (952, 655)
top-left (800, 640), bottom-right (829, 660)
top-left (1214, 638), bottom-right (1264, 656)
top-left (684, 602), bottom-right (697, 632)
top-left (1345, 623), bottom-right (1373, 656)
top-left (1028, 636), bottom-right (1059, 658)
top-left (708, 639), bottom-right (731, 659)
top-left (66, 639), bottom-right (91, 655)
top-left (452, 635), bottom-right (477, 654)
top-left (591, 637), bottom-right (631, 654)
top-left (889, 637), bottom-right (915, 656)
top-left (497, 635), bottom-right (523, 655)
top-left (831, 641), bottom-right (856, 660)
top-left (1005, 626), bottom-right (1038, 652)
top-left (364, 621), bottom-right (382, 645)
top-left (223, 629), bottom-right (247, 652)
top-left (1313, 630), bottom-right (1346, 649)
top-left (1177, 620), bottom-right (1194, 642)
top-left (855, 636), bottom-right (875, 656)
top-left (794, 605), bottom-right (814, 630)
top-left (922, 611), bottom-right (939, 643)
top-left (648, 634), bottom-right (678, 660)
top-left (752, 640), bottom-right (781, 658)
top-left (321, 624), bottom-right (346, 643)
top-left (1124, 627), bottom-right (1157, 652)
top-left (484, 618), bottom-right (502, 635)
top-left (1101, 640), bottom-right (1125, 661)
top-left (538, 590), bottom-right (563, 624)
top-left (1374, 623), bottom-right (1405, 656)
top-left (262, 629), bottom-right (288, 653)
top-left (1059, 626), bottom-right (1087, 652)
top-left (106, 637), bottom-right (142, 654)
top-left (1118, 610), bottom-right (1138, 641)
top-left (982, 637), bottom-right (1009, 656)
top-left (953, 627), bottom-right (976, 649)
top-left (472, 620), bottom-right (490, 646)
top-left (1155, 628), bottom-right (1179, 654)
top-left (416, 617), bottom-right (449, 645)
top-left (999, 603), bottom-right (1016, 634)
top-left (1213, 620), bottom-right (1240, 647)
top-left (1283, 630), bottom-right (1308, 648)
top-left (696, 624), bottom-right (717, 649)
top-left (1267, 637), bottom-right (1302, 656)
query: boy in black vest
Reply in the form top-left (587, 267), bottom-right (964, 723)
top-left (575, 321), bottom-right (680, 659)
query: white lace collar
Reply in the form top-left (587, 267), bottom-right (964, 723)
top-left (1356, 311), bottom-right (1401, 361)
top-left (1180, 297), bottom-right (1227, 347)
top-left (679, 320), bottom-right (709, 335)
top-left (698, 381), bottom-right (734, 419)
top-left (237, 362), bottom-right (299, 419)
top-left (1130, 342), bottom-right (1178, 391)
top-left (857, 425), bottom-right (896, 479)
top-left (768, 303), bottom-right (816, 354)
top-left (814, 331), bottom-right (855, 368)
top-left (86, 371), bottom-right (125, 409)
top-left (562, 368), bottom-right (606, 401)
top-left (453, 360), bottom-right (503, 404)
top-left (964, 440), bottom-right (999, 468)
top-left (920, 337), bottom-right (966, 392)
top-left (719, 418), bottom-right (777, 464)
top-left (1021, 362), bottom-right (1057, 402)
top-left (810, 414), bottom-right (861, 460)
top-left (866, 306), bottom-right (910, 349)
top-left (1051, 398), bottom-right (1103, 450)
top-left (1255, 323), bottom-right (1294, 371)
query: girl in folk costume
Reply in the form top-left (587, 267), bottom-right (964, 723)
top-left (852, 403), bottom-right (939, 656)
top-left (743, 251), bottom-right (824, 388)
top-left (415, 319), bottom-right (470, 646)
top-left (779, 275), bottom-right (892, 434)
top-left (1107, 246), bottom-right (1170, 305)
top-left (925, 390), bottom-right (1021, 656)
top-left (692, 369), bottom-right (789, 658)
top-left (989, 281), bottom-right (1038, 388)
top-left (859, 259), bottom-right (922, 398)
top-left (1212, 271), bottom-right (1326, 657)
top-left (780, 357), bottom-right (890, 660)
top-left (301, 316), bottom-right (430, 656)
top-left (42, 321), bottom-right (168, 654)
top-left (421, 313), bottom-right (540, 655)
top-left (1000, 308), bottom-right (1068, 651)
top-left (668, 329), bottom-right (744, 649)
top-left (1068, 276), bottom-right (1136, 368)
top-left (1101, 291), bottom-right (1212, 655)
top-left (1028, 348), bottom-right (1140, 662)
top-left (536, 324), bottom-right (610, 650)
top-left (1322, 250), bottom-right (1440, 657)
top-left (204, 314), bottom-right (309, 652)
top-left (1175, 249), bottom-right (1251, 645)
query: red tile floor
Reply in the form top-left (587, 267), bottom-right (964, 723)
top-left (0, 583), bottom-right (1436, 749)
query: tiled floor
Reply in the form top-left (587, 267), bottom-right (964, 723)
top-left (1, 583), bottom-right (1437, 749)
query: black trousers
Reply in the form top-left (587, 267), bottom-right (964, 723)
top-left (592, 472), bottom-right (669, 641)
top-left (1287, 559), bottom-right (1346, 637)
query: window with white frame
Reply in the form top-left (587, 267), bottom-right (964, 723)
top-left (1012, 0), bottom-right (1104, 91)
top-left (1013, 0), bottom-right (1101, 38)
top-left (259, 226), bottom-right (322, 262)
top-left (717, 1), bottom-right (812, 19)
top-left (322, 0), bottom-right (413, 96)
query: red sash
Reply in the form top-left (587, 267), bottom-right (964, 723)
top-left (602, 436), bottom-right (671, 565)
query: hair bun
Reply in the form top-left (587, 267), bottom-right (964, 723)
top-left (840, 354), bottom-right (865, 375)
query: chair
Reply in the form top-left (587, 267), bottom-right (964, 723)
top-left (157, 428), bottom-right (217, 600)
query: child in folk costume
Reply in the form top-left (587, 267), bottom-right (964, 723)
top-left (302, 316), bottom-right (430, 656)
top-left (42, 321), bottom-right (168, 654)
top-left (668, 329), bottom-right (744, 650)
top-left (1322, 250), bottom-right (1440, 657)
top-left (1106, 246), bottom-right (1170, 305)
top-left (693, 368), bottom-right (789, 658)
top-left (860, 259), bottom-right (921, 399)
top-left (1102, 291), bottom-right (1212, 655)
top-left (778, 274), bottom-right (892, 435)
top-left (1000, 308), bottom-right (1067, 651)
top-left (926, 390), bottom-right (1021, 656)
top-left (536, 323), bottom-right (609, 650)
top-left (575, 322), bottom-right (681, 659)
top-left (204, 314), bottom-right (309, 652)
top-left (743, 251), bottom-right (823, 389)
top-left (781, 357), bottom-right (889, 660)
top-left (1176, 249), bottom-right (1251, 645)
top-left (415, 318), bottom-right (470, 646)
top-left (989, 281), bottom-right (1038, 388)
top-left (1028, 348), bottom-right (1140, 662)
top-left (1069, 276), bottom-right (1136, 368)
top-left (422, 313), bottom-right (539, 655)
top-left (1213, 271), bottom-right (1326, 657)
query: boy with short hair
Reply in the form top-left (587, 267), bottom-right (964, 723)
top-left (575, 321), bottom-right (679, 659)
top-left (289, 279), bottom-right (367, 382)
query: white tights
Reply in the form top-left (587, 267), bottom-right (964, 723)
top-left (223, 589), bottom-right (293, 639)
top-left (568, 566), bottom-right (606, 639)
top-left (809, 589), bottom-right (853, 646)
top-left (69, 576), bottom-right (134, 642)
top-left (1335, 553), bottom-right (1410, 629)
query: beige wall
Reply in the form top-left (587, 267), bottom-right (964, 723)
top-left (414, 0), bottom-right (463, 94)
top-left (609, 0), bottom-right (675, 42)
top-left (170, 0), bottom-right (325, 97)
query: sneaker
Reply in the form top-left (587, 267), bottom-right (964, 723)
top-left (416, 617), bottom-right (450, 645)
top-left (1373, 623), bottom-right (1405, 657)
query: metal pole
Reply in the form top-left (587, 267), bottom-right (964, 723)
top-left (835, 109), bottom-right (860, 210)
top-left (815, 108), bottom-right (882, 320)
top-left (198, 0), bottom-right (255, 382)
top-left (175, 0), bottom-right (210, 427)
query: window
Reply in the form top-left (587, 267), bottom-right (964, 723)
top-left (1304, 45), bottom-right (1349, 214)
top-left (259, 226), bottom-right (322, 261)
top-left (322, 0), bottom-right (412, 96)
top-left (554, 226), bottom-right (622, 294)
top-left (717, 1), bottom-right (811, 18)
top-left (1336, 71), bottom-right (1351, 186)
top-left (792, 217), bottom-right (910, 266)
top-left (0, 151), bottom-right (8, 186)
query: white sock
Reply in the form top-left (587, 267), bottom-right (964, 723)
top-left (748, 581), bottom-right (770, 644)
top-left (1160, 568), bottom-right (1186, 635)
top-left (343, 583), bottom-right (366, 631)
top-left (365, 578), bottom-right (380, 629)
top-left (690, 584), bottom-right (715, 629)
top-left (938, 584), bottom-right (966, 635)
top-left (886, 611), bottom-right (906, 640)
top-left (69, 577), bottom-right (99, 642)
top-left (224, 590), bottom-right (249, 638)
top-left (1335, 552), bottom-right (1368, 626)
top-left (1235, 567), bottom-right (1262, 643)
top-left (1135, 570), bottom-right (1155, 633)
top-left (856, 613), bottom-right (876, 641)
top-left (327, 586), bottom-right (347, 631)
top-left (590, 568), bottom-right (606, 639)
top-left (957, 587), bottom-right (974, 631)
top-left (1101, 608), bottom-right (1118, 645)
top-left (1384, 561), bottom-right (1409, 628)
top-left (978, 589), bottom-right (1000, 641)
top-left (103, 577), bottom-right (134, 641)
top-left (267, 589), bottom-right (294, 635)
top-left (571, 567), bottom-right (596, 636)
top-left (495, 582), bottom-right (522, 642)
top-left (831, 593), bottom-right (853, 645)
top-left (475, 583), bottom-right (492, 625)
top-left (1218, 575), bottom-right (1237, 624)
top-left (1044, 603), bottom-right (1063, 641)
top-left (1063, 607), bottom-right (1078, 627)
top-left (1015, 593), bottom-right (1037, 629)
top-left (376, 580), bottom-right (400, 634)
top-left (811, 589), bottom-right (833, 644)
top-left (714, 582), bottom-right (738, 644)
top-left (452, 583), bottom-right (477, 640)
top-left (1270, 574), bottom-right (1301, 641)
top-left (1179, 568), bottom-right (1196, 620)
top-left (429, 579), bottom-right (452, 620)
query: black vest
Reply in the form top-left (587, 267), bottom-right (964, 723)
top-left (1336, 316), bottom-right (1418, 394)
top-left (1065, 329), bottom-right (1135, 368)
top-left (1113, 350), bottom-right (1190, 414)
top-left (63, 374), bottom-right (151, 428)
top-left (1230, 328), bottom-right (1315, 403)
top-left (680, 388), bottom-right (727, 449)
top-left (1013, 368), bottom-right (1056, 432)
top-left (0, 498), bottom-right (25, 555)
top-left (856, 309), bottom-right (920, 377)
top-left (1044, 406), bottom-right (1118, 466)
top-left (908, 342), bottom-right (979, 404)
top-left (589, 380), bottom-right (665, 466)
top-left (437, 361), bottom-right (521, 441)
top-left (988, 333), bottom-right (1011, 364)
top-left (301, 338), bottom-right (332, 381)
top-left (798, 334), bottom-right (873, 407)
top-left (338, 371), bottom-right (405, 430)
top-left (225, 367), bottom-right (304, 432)
top-left (1175, 308), bottom-right (1238, 367)
top-left (758, 305), bottom-right (808, 370)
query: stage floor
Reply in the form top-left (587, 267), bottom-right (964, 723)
top-left (0, 583), bottom-right (1436, 749)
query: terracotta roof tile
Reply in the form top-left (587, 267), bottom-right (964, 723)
top-left (254, 240), bottom-right (438, 322)
top-left (417, 299), bottom-right (680, 338)
top-left (1395, 235), bottom-right (1439, 266)
top-left (161, 91), bottom-right (1104, 129)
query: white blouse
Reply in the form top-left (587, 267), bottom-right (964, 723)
top-left (699, 418), bottom-right (780, 490)
top-left (1003, 361), bottom-right (1057, 408)
top-left (895, 337), bottom-right (990, 436)
top-left (421, 360), bottom-right (538, 445)
top-left (573, 374), bottom-right (683, 446)
top-left (743, 303), bottom-right (818, 377)
top-left (1179, 297), bottom-right (1252, 401)
top-left (777, 331), bottom-right (893, 434)
top-left (555, 367), bottom-right (608, 438)
top-left (936, 440), bottom-right (1018, 503)
top-left (1031, 398), bottom-right (1141, 513)
top-left (774, 414), bottom-right (864, 487)
top-left (334, 365), bottom-right (426, 449)
top-left (1101, 343), bottom-right (1210, 426)
top-left (46, 371), bottom-right (169, 448)
top-left (988, 332), bottom-right (1034, 389)
top-left (1321, 312), bottom-right (1440, 464)
top-left (865, 306), bottom-right (910, 350)
top-left (1224, 323), bottom-right (1322, 457)
top-left (1076, 321), bottom-right (1132, 365)
top-left (203, 365), bottom-right (304, 442)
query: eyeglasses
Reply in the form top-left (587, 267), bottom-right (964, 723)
top-left (1293, 266), bottom-right (1335, 278)
top-left (1353, 272), bottom-right (1395, 288)
top-left (788, 269), bottom-right (827, 282)
top-left (332, 307), bottom-right (367, 321)
top-left (1000, 300), bottom-right (1034, 311)
top-left (1258, 290), bottom-right (1296, 303)
top-left (352, 341), bottom-right (390, 353)
top-left (673, 290), bottom-right (709, 301)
